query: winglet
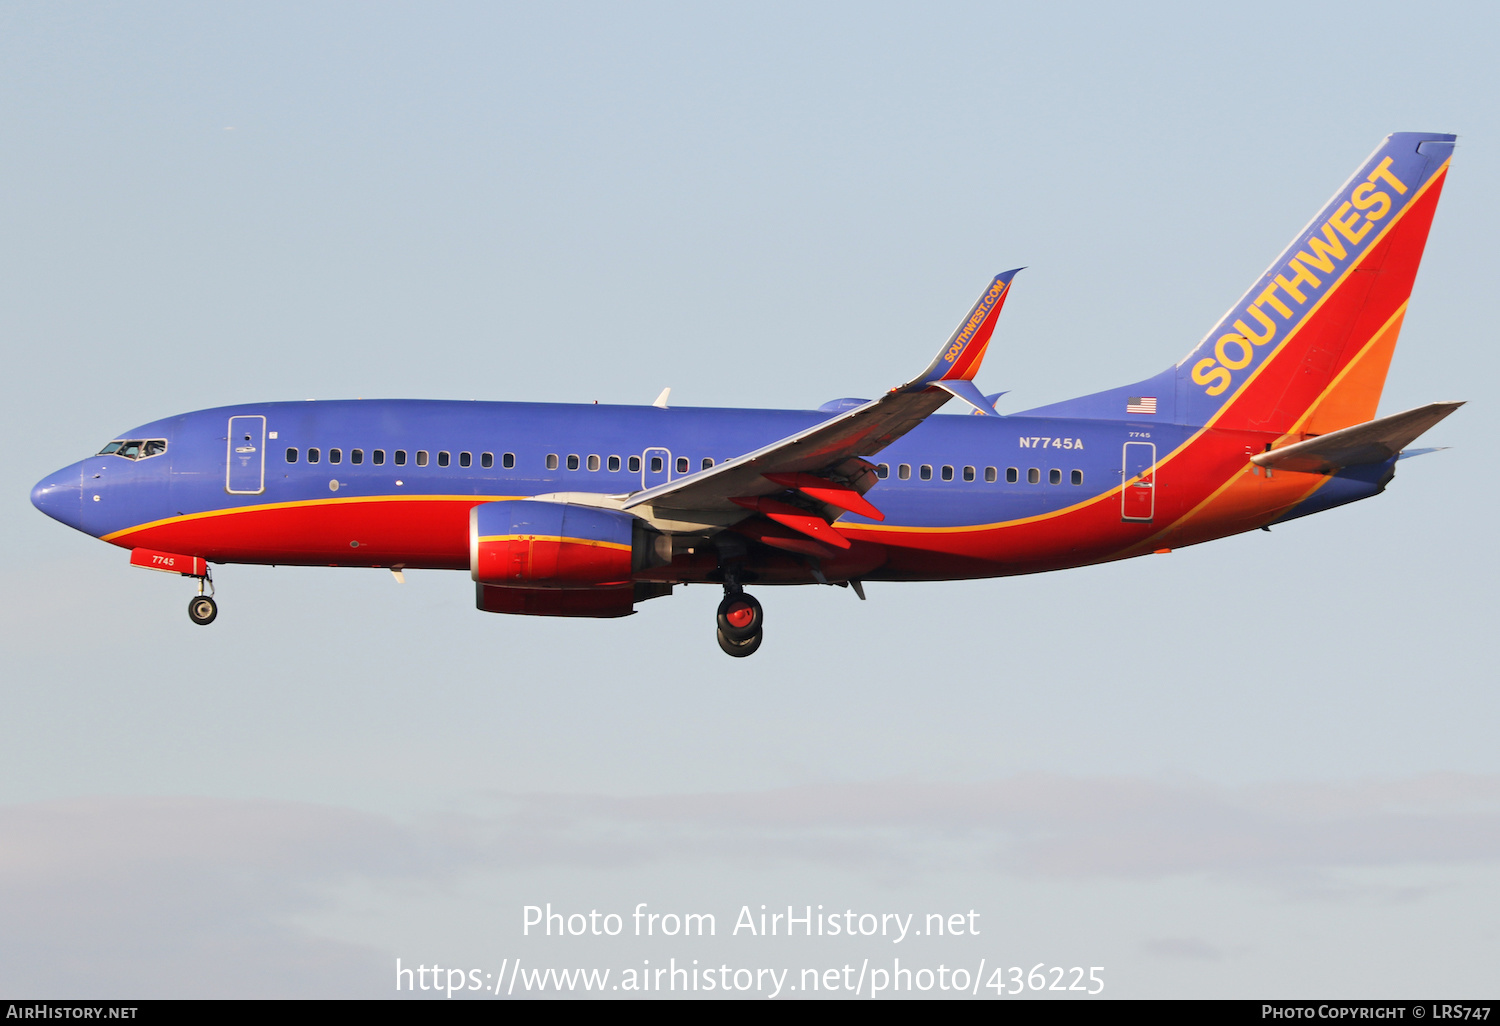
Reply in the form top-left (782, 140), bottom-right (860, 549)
top-left (908, 268), bottom-right (1023, 389)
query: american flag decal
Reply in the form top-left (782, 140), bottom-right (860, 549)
top-left (1126, 396), bottom-right (1157, 415)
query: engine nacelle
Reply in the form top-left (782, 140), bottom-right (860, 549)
top-left (477, 584), bottom-right (636, 618)
top-left (469, 500), bottom-right (667, 588)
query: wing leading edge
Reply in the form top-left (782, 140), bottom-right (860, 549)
top-left (622, 269), bottom-right (1021, 518)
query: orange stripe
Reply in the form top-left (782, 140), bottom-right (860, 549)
top-left (477, 534), bottom-right (632, 551)
top-left (101, 493), bottom-right (527, 543)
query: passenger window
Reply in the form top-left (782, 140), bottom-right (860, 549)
top-left (898, 464), bottom-right (911, 480)
top-left (676, 457), bottom-right (689, 474)
top-left (919, 465), bottom-right (933, 481)
top-left (437, 451), bottom-right (450, 467)
top-left (459, 452), bottom-right (471, 468)
top-left (628, 456), bottom-right (641, 473)
top-left (373, 449), bottom-right (386, 465)
top-left (416, 450), bottom-right (429, 467)
top-left (876, 464), bottom-right (889, 479)
top-left (566, 454), bottom-right (580, 471)
top-left (143, 440), bottom-right (166, 458)
top-left (307, 447), bottom-right (320, 464)
top-left (286, 448), bottom-right (298, 463)
top-left (701, 458), bottom-right (713, 470)
top-left (587, 455), bottom-right (600, 471)
top-left (546, 454), bottom-right (559, 470)
top-left (1028, 468), bottom-right (1040, 484)
top-left (608, 455), bottom-right (620, 472)
top-left (1049, 468), bottom-right (1062, 485)
top-left (940, 465), bottom-right (954, 481)
top-left (984, 466), bottom-right (997, 483)
top-left (329, 448), bottom-right (342, 464)
top-left (1071, 469), bottom-right (1083, 485)
top-left (480, 453), bottom-right (493, 468)
top-left (650, 456), bottom-right (663, 473)
top-left (394, 450), bottom-right (407, 466)
top-left (962, 466), bottom-right (975, 482)
top-left (351, 449), bottom-right (364, 465)
top-left (1006, 467), bottom-right (1018, 483)
top-left (502, 453), bottom-right (515, 469)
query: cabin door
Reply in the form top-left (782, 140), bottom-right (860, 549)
top-left (641, 447), bottom-right (672, 490)
top-left (226, 415), bottom-right (267, 495)
top-left (1121, 442), bottom-right (1156, 522)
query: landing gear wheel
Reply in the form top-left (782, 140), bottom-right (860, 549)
top-left (716, 593), bottom-right (763, 642)
top-left (188, 595), bottom-right (218, 626)
top-left (717, 626), bottom-right (763, 658)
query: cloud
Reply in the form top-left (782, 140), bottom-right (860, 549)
top-left (3, 775), bottom-right (1499, 995)
top-left (0, 796), bottom-right (428, 997)
top-left (491, 773), bottom-right (1500, 879)
top-left (1141, 937), bottom-right (1224, 960)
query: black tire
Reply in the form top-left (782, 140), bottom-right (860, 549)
top-left (717, 627), bottom-right (762, 658)
top-left (716, 593), bottom-right (763, 642)
top-left (188, 595), bottom-right (218, 626)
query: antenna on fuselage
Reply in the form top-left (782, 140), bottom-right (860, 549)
top-left (653, 388), bottom-right (671, 409)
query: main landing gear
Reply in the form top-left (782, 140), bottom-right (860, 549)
top-left (187, 569), bottom-right (217, 626)
top-left (715, 588), bottom-right (764, 658)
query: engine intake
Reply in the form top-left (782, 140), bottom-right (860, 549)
top-left (469, 500), bottom-right (668, 588)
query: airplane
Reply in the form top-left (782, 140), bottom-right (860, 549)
top-left (31, 132), bottom-right (1462, 658)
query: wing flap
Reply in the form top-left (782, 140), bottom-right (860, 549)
top-left (730, 496), bottom-right (852, 549)
top-left (763, 472), bottom-right (885, 521)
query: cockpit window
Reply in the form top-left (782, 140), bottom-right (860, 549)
top-left (98, 438), bottom-right (167, 460)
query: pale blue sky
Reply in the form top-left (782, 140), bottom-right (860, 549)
top-left (2, 1), bottom-right (1497, 998)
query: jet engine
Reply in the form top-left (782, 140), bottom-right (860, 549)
top-left (477, 584), bottom-right (635, 618)
top-left (469, 500), bottom-right (669, 589)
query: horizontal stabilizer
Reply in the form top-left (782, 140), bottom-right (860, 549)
top-left (1397, 446), bottom-right (1447, 461)
top-left (1251, 401), bottom-right (1463, 474)
top-left (973, 390), bottom-right (1008, 416)
top-left (929, 378), bottom-right (996, 416)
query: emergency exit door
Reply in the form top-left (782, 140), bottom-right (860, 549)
top-left (1121, 442), bottom-right (1156, 522)
top-left (226, 415), bottom-right (266, 495)
top-left (641, 447), bottom-right (671, 490)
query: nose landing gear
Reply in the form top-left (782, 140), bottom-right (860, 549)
top-left (188, 594), bottom-right (218, 625)
top-left (187, 569), bottom-right (217, 626)
top-left (715, 588), bottom-right (763, 658)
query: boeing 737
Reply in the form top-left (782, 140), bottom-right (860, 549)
top-left (31, 132), bottom-right (1462, 656)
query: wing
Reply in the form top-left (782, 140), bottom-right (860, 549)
top-left (623, 269), bottom-right (1021, 519)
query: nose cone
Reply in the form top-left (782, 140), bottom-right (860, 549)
top-left (31, 464), bottom-right (84, 530)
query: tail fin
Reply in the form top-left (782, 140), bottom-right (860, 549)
top-left (1178, 132), bottom-right (1455, 435)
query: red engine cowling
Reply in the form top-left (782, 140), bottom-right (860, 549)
top-left (469, 500), bottom-right (666, 588)
top-left (476, 584), bottom-right (636, 618)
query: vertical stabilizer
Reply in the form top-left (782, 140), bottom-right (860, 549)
top-left (1176, 132), bottom-right (1454, 435)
